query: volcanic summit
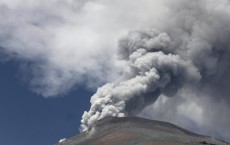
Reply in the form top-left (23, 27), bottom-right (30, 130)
top-left (55, 117), bottom-right (229, 145)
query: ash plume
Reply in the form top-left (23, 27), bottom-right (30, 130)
top-left (81, 1), bottom-right (230, 140)
top-left (0, 0), bottom-right (230, 141)
top-left (80, 29), bottom-right (201, 131)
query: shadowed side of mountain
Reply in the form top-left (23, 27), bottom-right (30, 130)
top-left (55, 117), bottom-right (229, 145)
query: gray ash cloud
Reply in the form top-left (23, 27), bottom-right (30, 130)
top-left (81, 1), bottom-right (230, 141)
top-left (0, 0), bottom-right (229, 141)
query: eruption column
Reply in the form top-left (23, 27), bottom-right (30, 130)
top-left (80, 30), bottom-right (201, 131)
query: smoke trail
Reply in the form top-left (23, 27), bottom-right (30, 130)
top-left (80, 29), bottom-right (201, 131)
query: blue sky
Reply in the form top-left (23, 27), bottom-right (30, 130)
top-left (0, 61), bottom-right (92, 145)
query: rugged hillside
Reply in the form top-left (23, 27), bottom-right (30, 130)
top-left (55, 117), bottom-right (229, 145)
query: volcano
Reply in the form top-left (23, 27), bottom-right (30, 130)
top-left (55, 117), bottom-right (229, 145)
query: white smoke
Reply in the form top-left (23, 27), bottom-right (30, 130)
top-left (0, 0), bottom-right (165, 96)
top-left (82, 30), bottom-right (200, 130)
top-left (58, 138), bottom-right (66, 143)
top-left (81, 29), bottom-right (201, 130)
top-left (1, 0), bottom-right (230, 141)
top-left (81, 0), bottom-right (230, 141)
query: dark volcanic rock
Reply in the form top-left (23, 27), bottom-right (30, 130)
top-left (55, 117), bottom-right (229, 145)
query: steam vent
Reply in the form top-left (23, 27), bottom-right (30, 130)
top-left (55, 117), bottom-right (229, 145)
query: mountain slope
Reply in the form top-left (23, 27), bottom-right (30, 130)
top-left (56, 117), bottom-right (229, 145)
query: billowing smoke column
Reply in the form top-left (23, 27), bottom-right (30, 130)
top-left (80, 1), bottom-right (230, 136)
top-left (80, 30), bottom-right (201, 131)
top-left (1, 0), bottom-right (229, 139)
top-left (80, 0), bottom-right (230, 134)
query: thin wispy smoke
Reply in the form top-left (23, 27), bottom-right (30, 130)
top-left (0, 0), bottom-right (230, 141)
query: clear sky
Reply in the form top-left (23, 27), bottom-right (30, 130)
top-left (0, 61), bottom-right (92, 145)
